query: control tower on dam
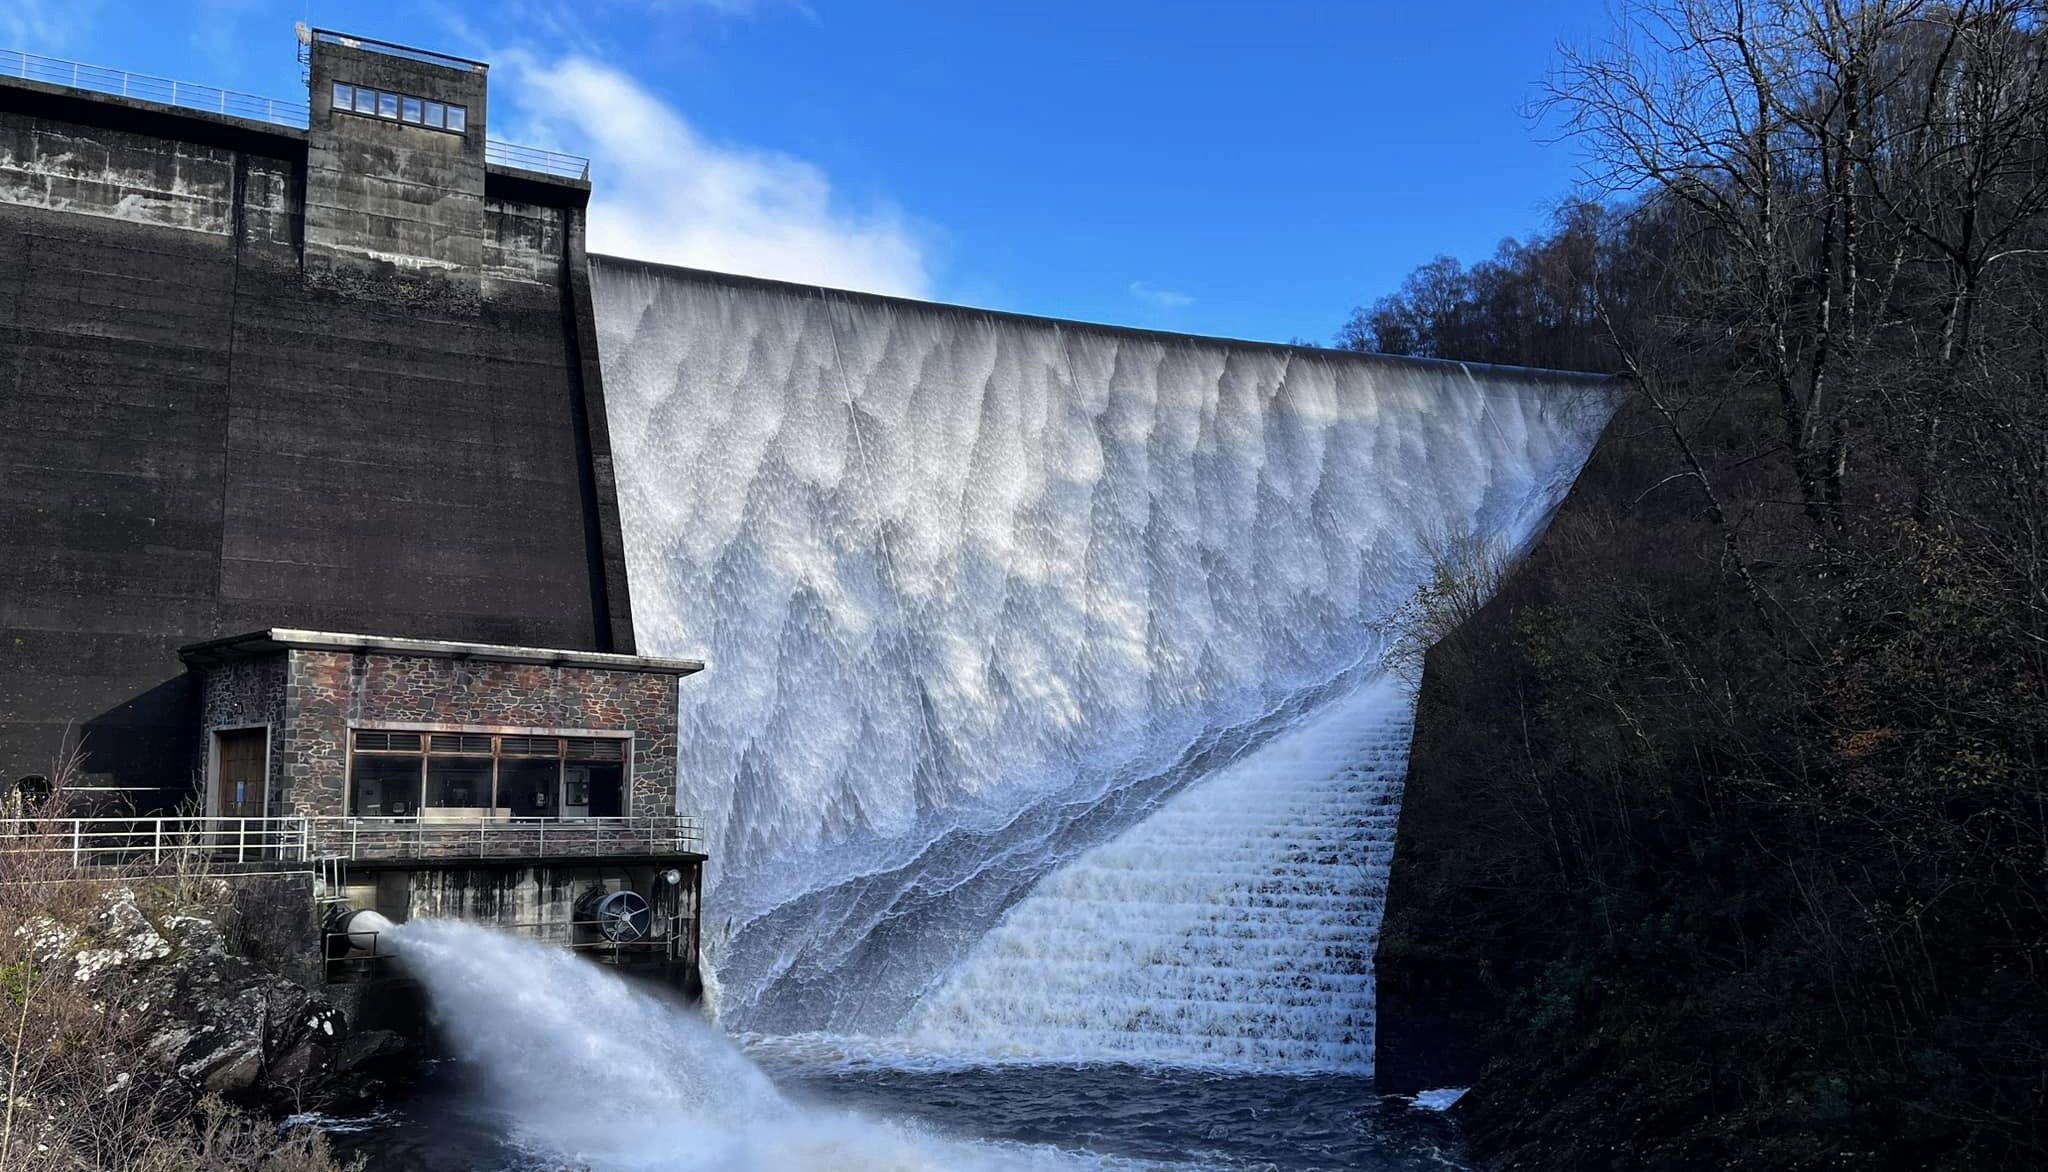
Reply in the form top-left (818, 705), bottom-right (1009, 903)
top-left (0, 31), bottom-right (704, 991)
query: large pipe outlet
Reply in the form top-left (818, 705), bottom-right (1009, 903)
top-left (333, 907), bottom-right (396, 955)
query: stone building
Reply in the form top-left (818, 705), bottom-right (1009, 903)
top-left (181, 629), bottom-right (697, 823)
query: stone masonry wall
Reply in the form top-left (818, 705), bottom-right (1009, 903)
top-left (194, 653), bottom-right (287, 809)
top-left (280, 650), bottom-right (678, 818)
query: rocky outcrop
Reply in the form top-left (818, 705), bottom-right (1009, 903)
top-left (20, 886), bottom-right (410, 1109)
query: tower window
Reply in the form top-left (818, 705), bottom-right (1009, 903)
top-left (330, 83), bottom-right (470, 137)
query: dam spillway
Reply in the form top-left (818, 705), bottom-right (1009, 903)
top-left (906, 676), bottom-right (1414, 1071)
top-left (590, 258), bottom-right (1616, 1063)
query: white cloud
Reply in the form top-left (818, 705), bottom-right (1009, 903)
top-left (494, 55), bottom-right (930, 298)
top-left (1129, 281), bottom-right (1194, 308)
top-left (185, 0), bottom-right (265, 73)
top-left (2, 0), bottom-right (101, 51)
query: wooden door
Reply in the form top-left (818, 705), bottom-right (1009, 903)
top-left (216, 729), bottom-right (267, 818)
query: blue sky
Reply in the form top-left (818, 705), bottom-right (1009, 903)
top-left (5, 1), bottom-right (1617, 344)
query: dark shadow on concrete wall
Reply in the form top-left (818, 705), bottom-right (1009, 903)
top-left (80, 674), bottom-right (199, 812)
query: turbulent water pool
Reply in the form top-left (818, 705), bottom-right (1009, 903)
top-left (340, 1058), bottom-right (1469, 1171)
top-left (328, 920), bottom-right (1469, 1172)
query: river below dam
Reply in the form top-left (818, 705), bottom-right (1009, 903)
top-left (327, 920), bottom-right (1469, 1172)
top-left (338, 1049), bottom-right (1469, 1171)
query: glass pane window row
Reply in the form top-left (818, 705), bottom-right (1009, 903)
top-left (351, 731), bottom-right (621, 758)
top-left (331, 82), bottom-right (467, 134)
top-left (347, 729), bottom-right (628, 819)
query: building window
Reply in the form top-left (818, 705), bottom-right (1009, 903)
top-left (347, 730), bottom-right (630, 819)
top-left (349, 731), bottom-right (424, 816)
top-left (330, 84), bottom-right (469, 136)
top-left (424, 733), bottom-right (492, 808)
top-left (566, 738), bottom-right (625, 817)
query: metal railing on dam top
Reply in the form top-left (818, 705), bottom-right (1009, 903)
top-left (0, 814), bottom-right (702, 868)
top-left (0, 47), bottom-right (592, 181)
top-left (482, 139), bottom-right (594, 179)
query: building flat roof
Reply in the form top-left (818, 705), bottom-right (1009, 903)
top-left (179, 629), bottom-right (705, 676)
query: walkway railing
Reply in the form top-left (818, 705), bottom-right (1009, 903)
top-left (1, 47), bottom-right (308, 127)
top-left (306, 814), bottom-right (703, 861)
top-left (0, 816), bottom-right (310, 867)
top-left (483, 140), bottom-right (590, 180)
top-left (324, 910), bottom-right (695, 981)
top-left (1, 47), bottom-right (590, 180)
top-left (0, 813), bottom-right (701, 869)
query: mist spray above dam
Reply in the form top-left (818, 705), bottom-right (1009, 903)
top-left (591, 261), bottom-right (1616, 1067)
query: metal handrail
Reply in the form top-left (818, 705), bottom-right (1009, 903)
top-left (483, 140), bottom-right (591, 181)
top-left (324, 911), bottom-right (694, 980)
top-left (305, 813), bottom-right (703, 861)
top-left (1, 811), bottom-right (700, 870)
top-left (334, 913), bottom-right (688, 957)
top-left (310, 29), bottom-right (487, 72)
top-left (0, 47), bottom-right (308, 128)
top-left (0, 816), bottom-right (311, 865)
top-left (1, 46), bottom-right (591, 180)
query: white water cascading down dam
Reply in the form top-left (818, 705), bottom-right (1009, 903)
top-left (589, 260), bottom-right (1619, 1073)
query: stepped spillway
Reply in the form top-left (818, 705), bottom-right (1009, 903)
top-left (590, 257), bottom-right (1616, 1048)
top-left (907, 676), bottom-right (1412, 1072)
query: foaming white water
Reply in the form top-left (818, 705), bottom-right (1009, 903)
top-left (592, 259), bottom-right (1617, 1034)
top-left (388, 919), bottom-right (1164, 1171)
top-left (905, 676), bottom-right (1412, 1073)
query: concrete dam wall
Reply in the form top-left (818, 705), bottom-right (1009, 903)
top-left (590, 258), bottom-right (1619, 1064)
top-left (0, 59), bottom-right (633, 802)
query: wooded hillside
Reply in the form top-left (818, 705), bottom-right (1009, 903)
top-left (1371, 1), bottom-right (2048, 1166)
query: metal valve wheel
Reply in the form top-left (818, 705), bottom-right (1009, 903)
top-left (590, 889), bottom-right (653, 942)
